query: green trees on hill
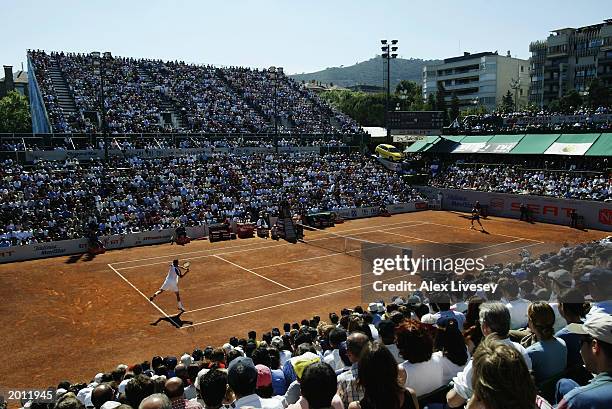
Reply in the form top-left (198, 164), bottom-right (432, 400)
top-left (0, 91), bottom-right (32, 133)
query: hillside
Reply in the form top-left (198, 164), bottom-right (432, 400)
top-left (290, 56), bottom-right (441, 88)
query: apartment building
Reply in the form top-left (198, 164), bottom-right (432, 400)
top-left (422, 51), bottom-right (529, 112)
top-left (529, 19), bottom-right (612, 107)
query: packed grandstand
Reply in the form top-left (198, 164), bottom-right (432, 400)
top-left (27, 50), bottom-right (364, 135)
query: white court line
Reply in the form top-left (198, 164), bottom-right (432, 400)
top-left (112, 221), bottom-right (428, 271)
top-left (480, 242), bottom-right (544, 258)
top-left (179, 272), bottom-right (412, 329)
top-left (424, 221), bottom-right (545, 244)
top-left (111, 220), bottom-right (426, 266)
top-left (380, 230), bottom-right (472, 250)
top-left (183, 273), bottom-right (364, 315)
top-left (107, 263), bottom-right (178, 326)
top-left (213, 255), bottom-right (292, 290)
top-left (182, 237), bottom-right (534, 323)
top-left (250, 235), bottom-right (427, 270)
top-left (110, 240), bottom-right (277, 265)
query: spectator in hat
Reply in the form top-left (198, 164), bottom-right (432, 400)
top-left (467, 336), bottom-right (553, 409)
top-left (194, 369), bottom-right (228, 409)
top-left (286, 362), bottom-right (343, 409)
top-left (255, 365), bottom-right (273, 398)
top-left (349, 341), bottom-right (418, 409)
top-left (431, 295), bottom-right (466, 331)
top-left (281, 347), bottom-right (321, 405)
top-left (447, 302), bottom-right (532, 408)
top-left (377, 320), bottom-right (403, 363)
top-left (227, 357), bottom-right (283, 409)
top-left (581, 268), bottom-right (612, 319)
top-left (556, 313), bottom-right (612, 409)
top-left (525, 302), bottom-right (567, 383)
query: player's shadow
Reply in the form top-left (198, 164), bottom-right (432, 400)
top-left (66, 253), bottom-right (84, 264)
top-left (480, 229), bottom-right (490, 235)
top-left (150, 311), bottom-right (193, 328)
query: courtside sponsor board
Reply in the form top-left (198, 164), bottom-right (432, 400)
top-left (416, 186), bottom-right (612, 231)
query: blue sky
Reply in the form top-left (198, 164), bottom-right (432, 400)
top-left (2, 0), bottom-right (610, 74)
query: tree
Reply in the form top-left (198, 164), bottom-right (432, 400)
top-left (501, 90), bottom-right (514, 113)
top-left (394, 80), bottom-right (422, 110)
top-left (426, 93), bottom-right (436, 111)
top-left (449, 93), bottom-right (460, 121)
top-left (0, 91), bottom-right (31, 133)
top-left (586, 78), bottom-right (610, 108)
top-left (559, 90), bottom-right (583, 113)
top-left (436, 82), bottom-right (447, 113)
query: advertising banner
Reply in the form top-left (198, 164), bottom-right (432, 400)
top-left (416, 186), bottom-right (612, 231)
top-left (544, 143), bottom-right (594, 156)
top-left (478, 142), bottom-right (519, 154)
top-left (25, 147), bottom-right (321, 162)
top-left (0, 201), bottom-right (428, 263)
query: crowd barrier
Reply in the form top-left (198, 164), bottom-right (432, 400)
top-left (24, 146), bottom-right (322, 162)
top-left (0, 203), bottom-right (427, 263)
top-left (416, 186), bottom-right (612, 232)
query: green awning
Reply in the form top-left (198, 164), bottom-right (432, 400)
top-left (427, 135), bottom-right (463, 153)
top-left (545, 133), bottom-right (601, 155)
top-left (586, 133), bottom-right (612, 156)
top-left (404, 136), bottom-right (440, 153)
top-left (443, 135), bottom-right (467, 142)
top-left (478, 134), bottom-right (525, 153)
top-left (510, 134), bottom-right (560, 154)
top-left (452, 135), bottom-right (494, 153)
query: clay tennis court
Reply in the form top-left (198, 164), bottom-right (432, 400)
top-left (1, 210), bottom-right (608, 390)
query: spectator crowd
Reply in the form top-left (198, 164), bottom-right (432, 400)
top-left (28, 50), bottom-right (365, 136)
top-left (0, 153), bottom-right (424, 246)
top-left (455, 107), bottom-right (612, 135)
top-left (17, 236), bottom-right (612, 409)
top-left (428, 163), bottom-right (611, 201)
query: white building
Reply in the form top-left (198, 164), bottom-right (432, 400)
top-left (423, 51), bottom-right (529, 112)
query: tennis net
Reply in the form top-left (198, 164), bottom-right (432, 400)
top-left (301, 224), bottom-right (411, 262)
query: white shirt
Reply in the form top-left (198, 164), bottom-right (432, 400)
top-left (400, 352), bottom-right (444, 396)
top-left (385, 343), bottom-right (404, 364)
top-left (323, 349), bottom-right (346, 371)
top-left (433, 351), bottom-right (467, 384)
top-left (452, 338), bottom-right (532, 400)
top-left (506, 298), bottom-right (530, 329)
top-left (232, 394), bottom-right (284, 409)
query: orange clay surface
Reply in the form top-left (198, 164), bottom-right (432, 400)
top-left (0, 210), bottom-right (608, 390)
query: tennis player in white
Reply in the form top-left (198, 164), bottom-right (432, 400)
top-left (149, 259), bottom-right (189, 311)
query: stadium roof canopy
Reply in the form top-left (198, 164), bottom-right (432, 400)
top-left (404, 136), bottom-right (440, 153)
top-left (509, 133), bottom-right (560, 154)
top-left (404, 133), bottom-right (611, 156)
top-left (478, 134), bottom-right (524, 154)
top-left (426, 135), bottom-right (464, 153)
top-left (451, 135), bottom-right (495, 153)
top-left (544, 133), bottom-right (601, 156)
top-left (586, 133), bottom-right (612, 156)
